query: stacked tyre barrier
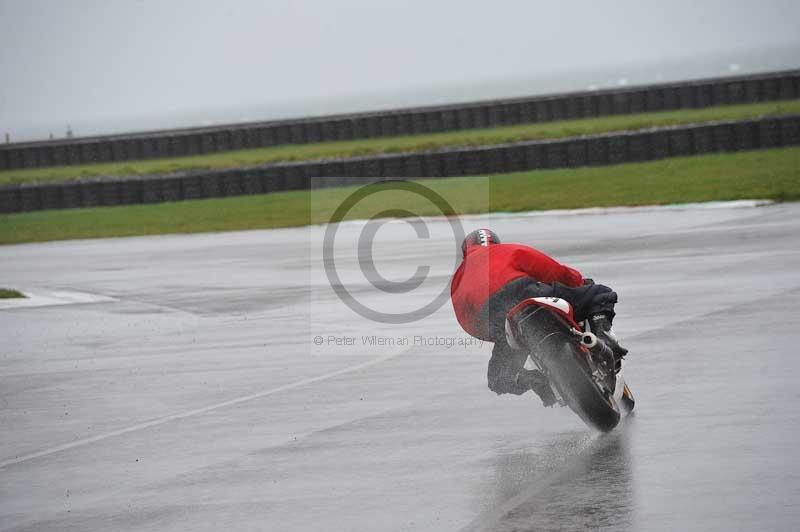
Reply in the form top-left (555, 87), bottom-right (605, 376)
top-left (1, 69), bottom-right (798, 171)
top-left (2, 115), bottom-right (798, 214)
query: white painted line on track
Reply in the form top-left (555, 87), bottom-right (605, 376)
top-left (327, 199), bottom-right (774, 227)
top-left (0, 290), bottom-right (115, 310)
top-left (477, 199), bottom-right (774, 218)
top-left (0, 345), bottom-right (410, 469)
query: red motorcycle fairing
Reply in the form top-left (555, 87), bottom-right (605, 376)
top-left (504, 296), bottom-right (583, 351)
top-left (507, 297), bottom-right (580, 329)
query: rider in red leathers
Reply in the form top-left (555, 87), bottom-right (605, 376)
top-left (450, 228), bottom-right (627, 406)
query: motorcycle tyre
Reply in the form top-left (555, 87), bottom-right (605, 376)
top-left (540, 333), bottom-right (621, 432)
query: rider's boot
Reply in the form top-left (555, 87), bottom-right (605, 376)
top-left (515, 369), bottom-right (557, 407)
top-left (589, 313), bottom-right (629, 359)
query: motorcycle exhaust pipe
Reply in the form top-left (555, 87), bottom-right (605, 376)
top-left (580, 332), bottom-right (615, 359)
top-left (580, 331), bottom-right (598, 348)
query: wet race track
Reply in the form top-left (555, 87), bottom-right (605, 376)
top-left (2, 202), bottom-right (800, 531)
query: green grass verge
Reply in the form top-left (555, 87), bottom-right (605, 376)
top-left (0, 288), bottom-right (26, 298)
top-left (2, 99), bottom-right (800, 186)
top-left (1, 147), bottom-right (798, 246)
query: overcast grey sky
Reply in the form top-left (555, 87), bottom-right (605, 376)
top-left (1, 0), bottom-right (799, 141)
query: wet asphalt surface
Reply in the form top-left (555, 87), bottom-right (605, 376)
top-left (2, 202), bottom-right (800, 531)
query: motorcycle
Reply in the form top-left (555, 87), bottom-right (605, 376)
top-left (504, 296), bottom-right (635, 431)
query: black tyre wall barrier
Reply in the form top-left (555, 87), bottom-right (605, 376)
top-left (1, 70), bottom-right (799, 171)
top-left (1, 115), bottom-right (799, 214)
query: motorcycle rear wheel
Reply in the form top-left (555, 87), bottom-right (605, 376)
top-left (541, 334), bottom-right (621, 432)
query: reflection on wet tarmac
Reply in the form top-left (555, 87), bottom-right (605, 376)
top-left (473, 421), bottom-right (634, 532)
